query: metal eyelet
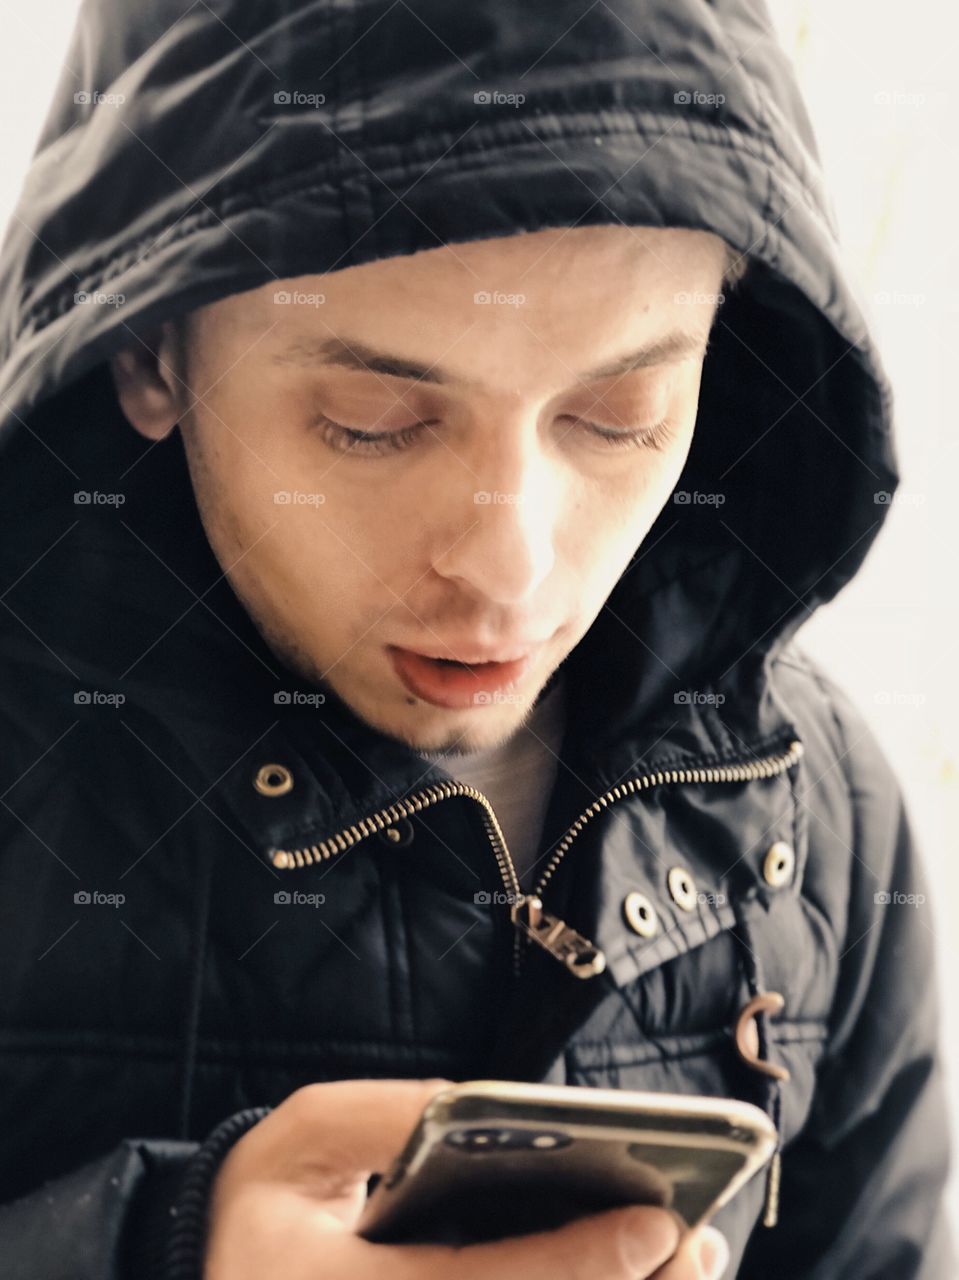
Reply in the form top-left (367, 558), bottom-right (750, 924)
top-left (623, 890), bottom-right (659, 938)
top-left (378, 817), bottom-right (414, 848)
top-left (763, 840), bottom-right (795, 888)
top-left (667, 866), bottom-right (698, 912)
top-left (253, 763), bottom-right (294, 797)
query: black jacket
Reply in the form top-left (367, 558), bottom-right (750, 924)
top-left (0, 1), bottom-right (952, 1277)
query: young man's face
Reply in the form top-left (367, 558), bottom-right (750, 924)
top-left (113, 225), bottom-right (727, 755)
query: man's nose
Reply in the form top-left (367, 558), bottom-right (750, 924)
top-left (431, 446), bottom-right (558, 604)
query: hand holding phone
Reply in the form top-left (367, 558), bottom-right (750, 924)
top-left (357, 1079), bottom-right (772, 1250)
top-left (201, 1077), bottom-right (730, 1280)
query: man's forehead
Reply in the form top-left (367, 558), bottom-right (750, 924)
top-left (269, 328), bottom-right (711, 389)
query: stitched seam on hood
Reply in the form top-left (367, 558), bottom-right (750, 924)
top-left (18, 112), bottom-right (828, 335)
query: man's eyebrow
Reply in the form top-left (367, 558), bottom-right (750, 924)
top-left (271, 329), bottom-right (708, 386)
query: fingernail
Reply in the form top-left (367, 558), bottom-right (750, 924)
top-left (698, 1226), bottom-right (730, 1278)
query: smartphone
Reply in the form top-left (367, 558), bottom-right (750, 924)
top-left (356, 1079), bottom-right (777, 1247)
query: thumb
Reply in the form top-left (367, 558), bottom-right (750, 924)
top-left (273, 1076), bottom-right (455, 1180)
top-left (449, 1204), bottom-right (682, 1280)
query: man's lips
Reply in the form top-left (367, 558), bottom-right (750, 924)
top-left (396, 640), bottom-right (547, 664)
top-left (386, 645), bottom-right (538, 709)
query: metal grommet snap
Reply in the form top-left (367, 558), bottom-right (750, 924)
top-left (623, 890), bottom-right (659, 938)
top-left (254, 763), bottom-right (294, 797)
top-left (378, 817), bottom-right (414, 848)
top-left (763, 840), bottom-right (795, 888)
top-left (667, 866), bottom-right (698, 912)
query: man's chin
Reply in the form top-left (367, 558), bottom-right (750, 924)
top-left (328, 677), bottom-right (535, 757)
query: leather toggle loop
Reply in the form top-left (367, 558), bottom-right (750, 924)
top-left (734, 990), bottom-right (792, 1082)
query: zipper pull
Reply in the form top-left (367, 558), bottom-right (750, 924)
top-left (511, 895), bottom-right (607, 979)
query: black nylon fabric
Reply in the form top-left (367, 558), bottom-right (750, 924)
top-left (0, 2), bottom-right (952, 1278)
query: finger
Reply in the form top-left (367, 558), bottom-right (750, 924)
top-left (277, 1076), bottom-right (454, 1178)
top-left (354, 1203), bottom-right (682, 1280)
top-left (651, 1223), bottom-right (730, 1279)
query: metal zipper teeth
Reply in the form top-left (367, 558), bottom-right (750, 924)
top-left (270, 781), bottom-right (526, 974)
top-left (270, 737), bottom-right (804, 976)
top-left (509, 735), bottom-right (805, 978)
top-left (271, 781), bottom-right (519, 891)
top-left (530, 737), bottom-right (806, 906)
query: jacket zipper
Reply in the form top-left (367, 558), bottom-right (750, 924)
top-left (270, 737), bottom-right (804, 980)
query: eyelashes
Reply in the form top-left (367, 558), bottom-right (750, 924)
top-left (312, 414), bottom-right (678, 458)
top-left (573, 416), bottom-right (677, 453)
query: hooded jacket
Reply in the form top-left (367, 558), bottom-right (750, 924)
top-left (0, 1), bottom-right (952, 1277)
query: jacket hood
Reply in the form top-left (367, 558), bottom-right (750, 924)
top-left (0, 0), bottom-right (899, 781)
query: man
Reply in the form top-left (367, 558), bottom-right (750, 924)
top-left (0, 1), bottom-right (951, 1278)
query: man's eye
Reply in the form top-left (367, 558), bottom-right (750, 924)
top-left (561, 417), bottom-right (677, 451)
top-left (312, 414), bottom-right (676, 456)
top-left (312, 416), bottom-right (434, 456)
